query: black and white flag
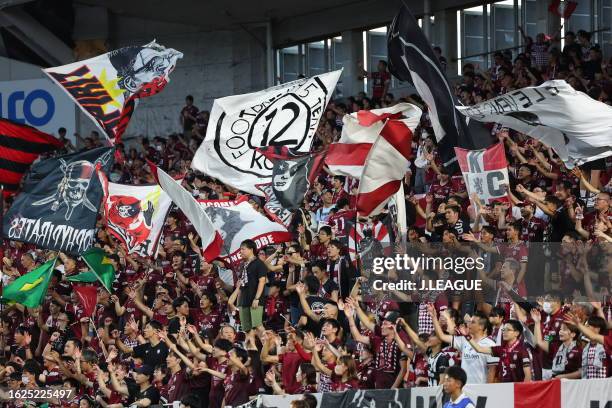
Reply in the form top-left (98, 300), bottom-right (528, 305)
top-left (457, 80), bottom-right (612, 167)
top-left (388, 5), bottom-right (492, 169)
top-left (3, 147), bottom-right (114, 254)
top-left (192, 70), bottom-right (342, 195)
top-left (258, 146), bottom-right (327, 210)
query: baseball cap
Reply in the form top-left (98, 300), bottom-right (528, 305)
top-left (383, 311), bottom-right (399, 324)
top-left (134, 365), bottom-right (153, 376)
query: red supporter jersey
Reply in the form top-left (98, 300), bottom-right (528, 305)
top-left (491, 341), bottom-right (531, 382)
top-left (328, 209), bottom-right (356, 240)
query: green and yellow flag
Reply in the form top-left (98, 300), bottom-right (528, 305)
top-left (2, 258), bottom-right (57, 308)
top-left (66, 271), bottom-right (99, 283)
top-left (80, 247), bottom-right (116, 292)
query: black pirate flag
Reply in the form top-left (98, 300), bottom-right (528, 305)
top-left (3, 147), bottom-right (115, 254)
top-left (258, 146), bottom-right (327, 210)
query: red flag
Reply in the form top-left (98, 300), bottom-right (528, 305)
top-left (0, 119), bottom-right (63, 196)
top-left (74, 285), bottom-right (98, 317)
top-left (548, 0), bottom-right (577, 18)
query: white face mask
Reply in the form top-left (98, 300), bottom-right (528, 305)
top-left (542, 302), bottom-right (553, 314)
top-left (21, 375), bottom-right (29, 385)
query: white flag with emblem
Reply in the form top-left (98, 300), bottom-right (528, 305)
top-left (192, 69), bottom-right (342, 195)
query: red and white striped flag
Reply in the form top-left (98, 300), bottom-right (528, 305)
top-left (355, 109), bottom-right (420, 216)
top-left (325, 103), bottom-right (421, 178)
top-left (147, 162), bottom-right (223, 261)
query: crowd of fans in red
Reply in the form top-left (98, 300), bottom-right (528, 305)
top-left (0, 28), bottom-right (611, 408)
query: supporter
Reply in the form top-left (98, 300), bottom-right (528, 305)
top-left (358, 59), bottom-right (391, 103)
top-left (180, 95), bottom-right (199, 138)
top-left (475, 320), bottom-right (533, 383)
top-left (430, 307), bottom-right (498, 384)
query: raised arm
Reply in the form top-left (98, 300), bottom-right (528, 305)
top-left (428, 304), bottom-right (453, 345)
top-left (344, 302), bottom-right (371, 346)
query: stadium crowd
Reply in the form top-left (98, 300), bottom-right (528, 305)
top-left (0, 27), bottom-right (611, 408)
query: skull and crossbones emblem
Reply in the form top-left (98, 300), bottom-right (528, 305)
top-left (32, 150), bottom-right (112, 221)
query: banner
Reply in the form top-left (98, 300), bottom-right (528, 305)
top-left (256, 183), bottom-right (295, 227)
top-left (98, 173), bottom-right (172, 257)
top-left (192, 69), bottom-right (342, 195)
top-left (44, 41), bottom-right (182, 143)
top-left (3, 147), bottom-right (114, 254)
top-left (454, 143), bottom-right (510, 205)
top-left (0, 78), bottom-right (77, 143)
top-left (198, 197), bottom-right (292, 264)
top-left (456, 80), bottom-right (612, 167)
top-left (238, 378), bottom-right (612, 408)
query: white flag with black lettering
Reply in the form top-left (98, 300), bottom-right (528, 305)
top-left (457, 80), bottom-right (612, 167)
top-left (192, 70), bottom-right (342, 195)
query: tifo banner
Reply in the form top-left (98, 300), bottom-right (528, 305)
top-left (321, 389), bottom-right (413, 407)
top-left (44, 41), bottom-right (183, 143)
top-left (98, 172), bottom-right (173, 257)
top-left (455, 143), bottom-right (510, 205)
top-left (0, 78), bottom-right (76, 142)
top-left (2, 147), bottom-right (114, 254)
top-left (456, 80), bottom-right (612, 167)
top-left (347, 219), bottom-right (392, 263)
top-left (192, 69), bottom-right (342, 195)
top-left (198, 197), bottom-right (292, 264)
top-left (238, 378), bottom-right (612, 408)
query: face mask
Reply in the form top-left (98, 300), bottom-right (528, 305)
top-left (21, 375), bottom-right (29, 385)
top-left (542, 302), bottom-right (553, 314)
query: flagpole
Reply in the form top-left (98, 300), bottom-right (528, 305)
top-left (89, 317), bottom-right (108, 359)
top-left (40, 257), bottom-right (58, 305)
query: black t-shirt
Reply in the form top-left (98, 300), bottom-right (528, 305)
top-left (133, 341), bottom-right (169, 368)
top-left (168, 315), bottom-right (194, 335)
top-left (548, 207), bottom-right (575, 242)
top-left (129, 384), bottom-right (160, 406)
top-left (237, 258), bottom-right (268, 307)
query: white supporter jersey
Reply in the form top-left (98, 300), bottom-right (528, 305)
top-left (452, 335), bottom-right (499, 384)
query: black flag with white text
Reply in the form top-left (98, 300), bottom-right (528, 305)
top-left (3, 147), bottom-right (114, 254)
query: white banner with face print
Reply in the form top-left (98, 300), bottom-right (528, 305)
top-left (44, 41), bottom-right (182, 142)
top-left (198, 197), bottom-right (292, 264)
